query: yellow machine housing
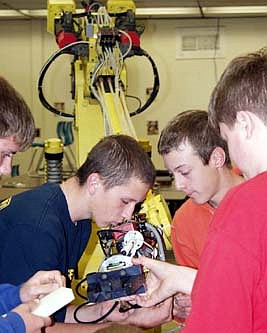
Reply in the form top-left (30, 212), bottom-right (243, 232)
top-left (47, 0), bottom-right (76, 34)
top-left (106, 0), bottom-right (136, 14)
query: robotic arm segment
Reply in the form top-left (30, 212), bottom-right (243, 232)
top-left (41, 4), bottom-right (172, 302)
top-left (47, 0), bottom-right (76, 34)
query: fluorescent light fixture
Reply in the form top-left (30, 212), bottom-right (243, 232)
top-left (0, 9), bottom-right (47, 18)
top-left (135, 6), bottom-right (267, 18)
top-left (204, 6), bottom-right (267, 17)
top-left (136, 7), bottom-right (200, 18)
top-left (1, 6), bottom-right (267, 18)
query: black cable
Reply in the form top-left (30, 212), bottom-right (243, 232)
top-left (119, 301), bottom-right (142, 313)
top-left (196, 0), bottom-right (205, 18)
top-left (38, 42), bottom-right (159, 118)
top-left (73, 300), bottom-right (119, 324)
top-left (38, 41), bottom-right (89, 118)
top-left (38, 49), bottom-right (73, 118)
top-left (128, 48), bottom-right (160, 117)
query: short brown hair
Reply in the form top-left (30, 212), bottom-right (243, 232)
top-left (0, 77), bottom-right (35, 150)
top-left (76, 134), bottom-right (156, 188)
top-left (209, 49), bottom-right (267, 131)
top-left (158, 110), bottom-right (231, 167)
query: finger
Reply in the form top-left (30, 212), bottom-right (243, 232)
top-left (35, 270), bottom-right (64, 286)
top-left (133, 257), bottom-right (179, 281)
top-left (175, 299), bottom-right (189, 307)
top-left (174, 294), bottom-right (191, 306)
top-left (30, 283), bottom-right (61, 298)
top-left (26, 300), bottom-right (40, 312)
top-left (61, 275), bottom-right (66, 287)
top-left (132, 257), bottom-right (160, 272)
top-left (42, 316), bottom-right (52, 327)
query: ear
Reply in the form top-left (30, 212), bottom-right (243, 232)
top-left (86, 173), bottom-right (102, 194)
top-left (209, 147), bottom-right (226, 168)
top-left (236, 110), bottom-right (254, 139)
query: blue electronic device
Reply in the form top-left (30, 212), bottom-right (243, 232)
top-left (86, 264), bottom-right (146, 303)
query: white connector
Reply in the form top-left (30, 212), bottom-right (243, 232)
top-left (32, 287), bottom-right (75, 317)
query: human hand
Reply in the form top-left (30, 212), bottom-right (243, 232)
top-left (173, 293), bottom-right (191, 319)
top-left (99, 300), bottom-right (133, 322)
top-left (122, 297), bottom-right (173, 328)
top-left (20, 270), bottom-right (65, 303)
top-left (12, 301), bottom-right (52, 333)
top-left (132, 257), bottom-right (197, 307)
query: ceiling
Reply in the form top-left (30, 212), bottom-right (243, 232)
top-left (0, 1), bottom-right (267, 10)
top-left (1, 0), bottom-right (267, 18)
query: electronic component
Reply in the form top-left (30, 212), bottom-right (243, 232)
top-left (86, 264), bottom-right (146, 303)
top-left (74, 215), bottom-right (165, 306)
top-left (83, 215), bottom-right (164, 303)
top-left (97, 214), bottom-right (165, 260)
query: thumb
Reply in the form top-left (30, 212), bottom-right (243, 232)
top-left (133, 256), bottom-right (174, 280)
top-left (27, 299), bottom-right (40, 312)
top-left (132, 256), bottom-right (158, 271)
top-left (135, 291), bottom-right (164, 308)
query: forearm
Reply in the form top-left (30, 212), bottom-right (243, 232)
top-left (45, 322), bottom-right (111, 333)
top-left (121, 310), bottom-right (171, 328)
top-left (175, 266), bottom-right (197, 295)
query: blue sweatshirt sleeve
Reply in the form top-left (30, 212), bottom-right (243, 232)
top-left (0, 285), bottom-right (21, 315)
top-left (0, 312), bottom-right (25, 333)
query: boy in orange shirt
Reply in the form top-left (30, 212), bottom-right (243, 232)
top-left (158, 110), bottom-right (243, 269)
top-left (158, 110), bottom-right (243, 320)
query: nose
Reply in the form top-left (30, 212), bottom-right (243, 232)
top-left (121, 203), bottom-right (135, 221)
top-left (174, 175), bottom-right (186, 191)
top-left (0, 156), bottom-right (13, 176)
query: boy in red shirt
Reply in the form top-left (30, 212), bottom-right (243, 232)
top-left (135, 49), bottom-right (267, 333)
